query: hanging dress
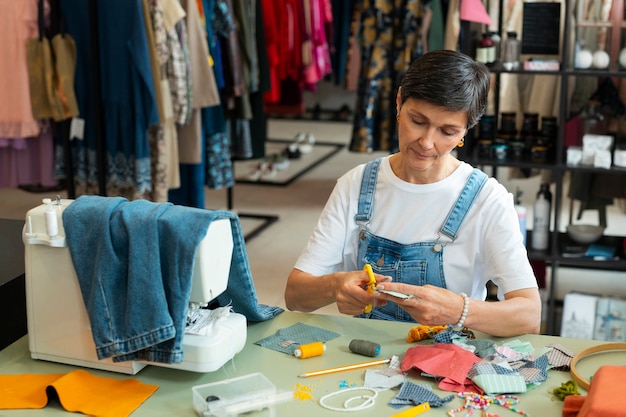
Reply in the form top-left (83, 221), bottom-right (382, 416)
top-left (0, 0), bottom-right (57, 188)
top-left (59, 0), bottom-right (159, 197)
top-left (349, 0), bottom-right (423, 153)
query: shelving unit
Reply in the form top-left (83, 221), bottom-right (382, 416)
top-left (460, 0), bottom-right (626, 335)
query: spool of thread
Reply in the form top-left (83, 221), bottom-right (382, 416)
top-left (294, 341), bottom-right (326, 359)
top-left (349, 339), bottom-right (381, 357)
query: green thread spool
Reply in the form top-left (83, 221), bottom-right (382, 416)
top-left (349, 339), bottom-right (380, 357)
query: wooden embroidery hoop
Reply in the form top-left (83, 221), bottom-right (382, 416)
top-left (569, 342), bottom-right (626, 390)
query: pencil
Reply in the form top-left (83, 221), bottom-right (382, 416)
top-left (298, 358), bottom-right (391, 378)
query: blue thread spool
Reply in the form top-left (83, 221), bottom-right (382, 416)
top-left (349, 339), bottom-right (380, 357)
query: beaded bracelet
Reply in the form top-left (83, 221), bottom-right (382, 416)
top-left (455, 293), bottom-right (469, 328)
top-left (448, 392), bottom-right (528, 416)
top-left (319, 387), bottom-right (378, 412)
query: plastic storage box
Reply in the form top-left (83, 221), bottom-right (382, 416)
top-left (192, 372), bottom-right (293, 417)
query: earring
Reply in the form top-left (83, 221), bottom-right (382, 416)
top-left (457, 139), bottom-right (465, 148)
top-left (396, 116), bottom-right (400, 122)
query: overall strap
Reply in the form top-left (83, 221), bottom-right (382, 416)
top-left (439, 169), bottom-right (488, 240)
top-left (355, 157), bottom-right (383, 227)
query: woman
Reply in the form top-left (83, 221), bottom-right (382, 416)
top-left (284, 50), bottom-right (541, 337)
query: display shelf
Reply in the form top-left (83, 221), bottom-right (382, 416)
top-left (471, 0), bottom-right (626, 336)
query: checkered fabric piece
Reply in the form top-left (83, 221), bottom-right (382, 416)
top-left (389, 381), bottom-right (455, 408)
top-left (466, 339), bottom-right (498, 358)
top-left (546, 343), bottom-right (574, 370)
top-left (517, 354), bottom-right (549, 383)
top-left (468, 362), bottom-right (518, 379)
top-left (433, 327), bottom-right (469, 344)
top-left (254, 322), bottom-right (340, 355)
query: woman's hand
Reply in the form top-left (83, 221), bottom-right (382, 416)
top-left (284, 268), bottom-right (391, 314)
top-left (374, 283), bottom-right (463, 325)
top-left (373, 283), bottom-right (542, 337)
top-left (334, 270), bottom-right (391, 315)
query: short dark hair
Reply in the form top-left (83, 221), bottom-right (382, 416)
top-left (399, 50), bottom-right (490, 129)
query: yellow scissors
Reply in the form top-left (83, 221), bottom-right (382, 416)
top-left (363, 264), bottom-right (376, 313)
top-left (363, 264), bottom-right (414, 313)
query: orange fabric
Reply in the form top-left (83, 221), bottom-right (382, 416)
top-left (562, 366), bottom-right (626, 417)
top-left (0, 370), bottom-right (158, 417)
top-left (562, 395), bottom-right (587, 417)
top-left (0, 373), bottom-right (63, 408)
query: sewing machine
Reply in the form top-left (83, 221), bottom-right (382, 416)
top-left (23, 198), bottom-right (247, 375)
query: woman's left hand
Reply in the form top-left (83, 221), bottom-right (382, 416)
top-left (374, 283), bottom-right (465, 326)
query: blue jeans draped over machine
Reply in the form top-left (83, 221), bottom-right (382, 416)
top-left (63, 195), bottom-right (282, 364)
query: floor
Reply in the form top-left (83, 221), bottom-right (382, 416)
top-left (2, 118), bottom-right (625, 325)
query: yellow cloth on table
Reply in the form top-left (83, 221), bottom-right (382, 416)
top-left (0, 370), bottom-right (158, 417)
top-left (0, 373), bottom-right (62, 408)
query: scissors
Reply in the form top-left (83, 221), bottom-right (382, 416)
top-left (363, 264), bottom-right (414, 313)
top-left (363, 264), bottom-right (376, 313)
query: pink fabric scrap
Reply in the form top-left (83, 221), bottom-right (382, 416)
top-left (401, 343), bottom-right (483, 393)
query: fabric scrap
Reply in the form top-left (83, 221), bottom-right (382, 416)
top-left (0, 373), bottom-right (62, 408)
top-left (471, 373), bottom-right (527, 395)
top-left (432, 327), bottom-right (466, 344)
top-left (254, 322), bottom-right (340, 355)
top-left (465, 339), bottom-right (497, 358)
top-left (468, 362), bottom-right (517, 379)
top-left (563, 366), bottom-right (626, 416)
top-left (0, 370), bottom-right (158, 417)
top-left (364, 369), bottom-right (405, 390)
top-left (546, 343), bottom-right (575, 370)
top-left (401, 343), bottom-right (482, 392)
top-left (516, 354), bottom-right (549, 384)
top-left (389, 381), bottom-right (455, 408)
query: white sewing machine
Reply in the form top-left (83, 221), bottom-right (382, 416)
top-left (23, 198), bottom-right (247, 375)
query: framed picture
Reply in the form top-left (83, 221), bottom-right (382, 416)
top-left (593, 297), bottom-right (626, 341)
top-left (521, 3), bottom-right (562, 55)
top-left (560, 292), bottom-right (598, 339)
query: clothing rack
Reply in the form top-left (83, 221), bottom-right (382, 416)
top-left (63, 0), bottom-right (278, 244)
top-left (89, 0), bottom-right (106, 198)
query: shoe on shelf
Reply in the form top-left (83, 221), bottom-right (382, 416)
top-left (286, 134), bottom-right (303, 159)
top-left (261, 161), bottom-right (277, 180)
top-left (247, 162), bottom-right (264, 181)
top-left (298, 133), bottom-right (315, 154)
top-left (285, 144), bottom-right (301, 159)
top-left (333, 104), bottom-right (352, 121)
top-left (270, 153), bottom-right (290, 171)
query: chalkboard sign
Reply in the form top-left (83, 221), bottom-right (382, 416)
top-left (521, 3), bottom-right (561, 55)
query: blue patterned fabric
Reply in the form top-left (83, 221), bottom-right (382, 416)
top-left (254, 322), bottom-right (340, 355)
top-left (466, 339), bottom-right (498, 358)
top-left (390, 381), bottom-right (455, 408)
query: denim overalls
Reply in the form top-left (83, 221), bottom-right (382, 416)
top-left (355, 158), bottom-right (487, 321)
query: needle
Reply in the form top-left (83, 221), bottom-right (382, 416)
top-left (298, 358), bottom-right (391, 378)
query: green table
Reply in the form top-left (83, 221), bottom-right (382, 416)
top-left (0, 311), bottom-right (619, 416)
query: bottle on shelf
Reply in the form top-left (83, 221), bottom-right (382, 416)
top-left (531, 184), bottom-right (552, 251)
top-left (501, 31), bottom-right (520, 70)
top-left (539, 116), bottom-right (558, 162)
top-left (581, 100), bottom-right (607, 136)
top-left (494, 112), bottom-right (517, 161)
top-left (477, 114), bottom-right (497, 158)
top-left (476, 32), bottom-right (496, 66)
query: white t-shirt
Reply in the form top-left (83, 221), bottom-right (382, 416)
top-left (294, 156), bottom-right (538, 300)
